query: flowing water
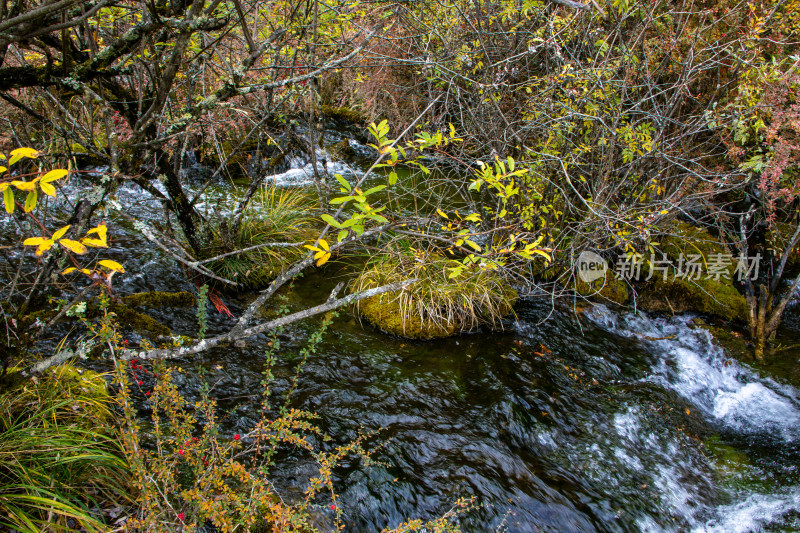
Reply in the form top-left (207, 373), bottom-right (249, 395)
top-left (23, 139), bottom-right (800, 531)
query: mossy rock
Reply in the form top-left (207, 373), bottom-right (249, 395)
top-left (638, 275), bottom-right (748, 321)
top-left (637, 221), bottom-right (747, 321)
top-left (358, 293), bottom-right (461, 339)
top-left (110, 303), bottom-right (172, 339)
top-left (659, 221), bottom-right (736, 277)
top-left (121, 291), bottom-right (195, 309)
top-left (353, 252), bottom-right (518, 340)
top-left (319, 105), bottom-right (366, 124)
top-left (575, 272), bottom-right (629, 305)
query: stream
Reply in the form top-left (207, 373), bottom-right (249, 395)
top-left (22, 136), bottom-right (800, 532)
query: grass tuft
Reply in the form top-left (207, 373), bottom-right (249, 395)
top-left (205, 187), bottom-right (318, 289)
top-left (0, 365), bottom-right (132, 532)
top-left (352, 246), bottom-right (517, 339)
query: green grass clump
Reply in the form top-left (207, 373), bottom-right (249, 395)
top-left (352, 248), bottom-right (517, 339)
top-left (0, 364), bottom-right (131, 532)
top-left (205, 187), bottom-right (318, 290)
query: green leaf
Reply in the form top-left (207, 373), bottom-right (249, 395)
top-left (363, 185), bottom-right (386, 196)
top-left (388, 171), bottom-right (398, 185)
top-left (23, 189), bottom-right (36, 212)
top-left (334, 173), bottom-right (351, 191)
top-left (337, 229), bottom-right (349, 242)
top-left (3, 187), bottom-right (13, 213)
top-left (329, 196), bottom-right (352, 205)
top-left (320, 214), bottom-right (343, 228)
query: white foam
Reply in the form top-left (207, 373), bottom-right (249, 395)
top-left (692, 490), bottom-right (800, 533)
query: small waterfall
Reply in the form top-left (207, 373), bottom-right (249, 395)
top-left (264, 146), bottom-right (362, 187)
top-left (584, 305), bottom-right (800, 531)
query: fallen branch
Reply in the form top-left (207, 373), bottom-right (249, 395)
top-left (122, 278), bottom-right (416, 360)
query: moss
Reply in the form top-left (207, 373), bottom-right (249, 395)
top-left (638, 221), bottom-right (747, 321)
top-left (575, 272), bottom-right (629, 305)
top-left (359, 294), bottom-right (462, 339)
top-left (659, 221), bottom-right (735, 277)
top-left (110, 303), bottom-right (172, 339)
top-left (121, 291), bottom-right (195, 309)
top-left (319, 105), bottom-right (366, 124)
top-left (639, 275), bottom-right (748, 321)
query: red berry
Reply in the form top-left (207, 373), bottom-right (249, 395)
top-left (145, 391), bottom-right (151, 396)
top-left (178, 449), bottom-right (184, 455)
top-left (330, 504), bottom-right (336, 510)
top-left (138, 381), bottom-right (143, 385)
top-left (234, 434), bottom-right (241, 441)
top-left (178, 512), bottom-right (185, 521)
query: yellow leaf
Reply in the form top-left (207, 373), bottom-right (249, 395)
top-left (83, 223), bottom-right (108, 247)
top-left (23, 236), bottom-right (48, 246)
top-left (23, 237), bottom-right (54, 256)
top-left (51, 225), bottom-right (70, 240)
top-left (62, 267), bottom-right (77, 275)
top-left (39, 180), bottom-right (56, 197)
top-left (59, 239), bottom-right (87, 254)
top-left (318, 239), bottom-right (329, 251)
top-left (98, 259), bottom-right (125, 273)
top-left (9, 147), bottom-right (39, 166)
top-left (40, 169), bottom-right (68, 183)
top-left (12, 179), bottom-right (38, 191)
top-left (315, 252), bottom-right (331, 266)
top-left (0, 166), bottom-right (6, 173)
top-left (436, 208), bottom-right (449, 219)
top-left (23, 190), bottom-right (36, 212)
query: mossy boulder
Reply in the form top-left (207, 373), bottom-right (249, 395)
top-left (122, 291), bottom-right (195, 308)
top-left (638, 222), bottom-right (748, 321)
top-left (638, 275), bottom-right (748, 321)
top-left (575, 272), bottom-right (629, 305)
top-left (353, 250), bottom-right (517, 339)
top-left (319, 105), bottom-right (366, 124)
top-left (358, 293), bottom-right (461, 339)
top-left (110, 303), bottom-right (172, 339)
